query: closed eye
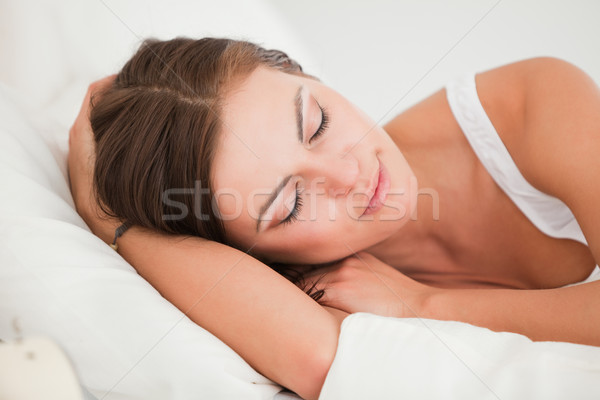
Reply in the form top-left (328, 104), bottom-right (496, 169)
top-left (309, 103), bottom-right (329, 144)
top-left (281, 182), bottom-right (303, 226)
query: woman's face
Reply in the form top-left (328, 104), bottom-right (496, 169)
top-left (211, 66), bottom-right (417, 264)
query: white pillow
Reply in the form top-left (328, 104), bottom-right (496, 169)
top-left (0, 84), bottom-right (283, 399)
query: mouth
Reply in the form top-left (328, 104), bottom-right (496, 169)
top-left (361, 157), bottom-right (390, 217)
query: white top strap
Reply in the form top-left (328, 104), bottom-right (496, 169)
top-left (445, 74), bottom-right (587, 246)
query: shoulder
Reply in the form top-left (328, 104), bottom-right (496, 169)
top-left (476, 57), bottom-right (600, 196)
top-left (477, 57), bottom-right (600, 258)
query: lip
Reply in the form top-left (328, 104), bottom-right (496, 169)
top-left (361, 157), bottom-right (390, 217)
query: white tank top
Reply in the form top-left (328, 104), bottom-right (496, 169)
top-left (446, 74), bottom-right (600, 286)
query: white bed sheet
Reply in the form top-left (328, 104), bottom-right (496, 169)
top-left (320, 313), bottom-right (600, 399)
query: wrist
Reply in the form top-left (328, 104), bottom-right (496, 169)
top-left (76, 195), bottom-right (121, 245)
top-left (92, 214), bottom-right (122, 246)
top-left (417, 286), bottom-right (450, 320)
top-left (389, 284), bottom-right (444, 320)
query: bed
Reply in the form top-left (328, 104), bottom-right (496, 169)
top-left (2, 1), bottom-right (600, 399)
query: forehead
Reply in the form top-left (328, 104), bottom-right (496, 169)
top-left (210, 67), bottom-right (301, 225)
top-left (219, 66), bottom-right (299, 155)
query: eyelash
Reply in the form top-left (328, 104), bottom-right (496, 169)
top-left (281, 103), bottom-right (328, 226)
top-left (281, 183), bottom-right (304, 226)
top-left (309, 104), bottom-right (330, 144)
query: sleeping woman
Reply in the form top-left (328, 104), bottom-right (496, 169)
top-left (68, 37), bottom-right (600, 399)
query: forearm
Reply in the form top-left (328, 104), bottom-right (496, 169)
top-left (425, 281), bottom-right (600, 346)
top-left (107, 224), bottom-right (342, 399)
top-left (75, 195), bottom-right (340, 398)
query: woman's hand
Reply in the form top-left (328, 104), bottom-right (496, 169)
top-left (302, 252), bottom-right (438, 319)
top-left (68, 75), bottom-right (117, 243)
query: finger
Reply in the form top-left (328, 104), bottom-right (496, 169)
top-left (302, 272), bottom-right (341, 304)
top-left (311, 284), bottom-right (350, 310)
top-left (72, 75), bottom-right (117, 132)
top-left (86, 75), bottom-right (117, 111)
top-left (301, 271), bottom-right (333, 290)
top-left (87, 74), bottom-right (117, 99)
top-left (90, 74), bottom-right (117, 89)
top-left (306, 280), bottom-right (334, 306)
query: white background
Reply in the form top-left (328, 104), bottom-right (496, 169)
top-left (265, 0), bottom-right (600, 123)
top-left (1, 0), bottom-right (599, 127)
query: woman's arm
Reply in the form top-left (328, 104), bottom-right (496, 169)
top-left (68, 80), bottom-right (347, 400)
top-left (425, 280), bottom-right (600, 346)
top-left (103, 226), bottom-right (345, 399)
top-left (455, 57), bottom-right (600, 345)
top-left (303, 251), bottom-right (600, 346)
top-left (476, 57), bottom-right (600, 263)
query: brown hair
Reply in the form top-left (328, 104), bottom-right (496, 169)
top-left (91, 37), bottom-right (324, 300)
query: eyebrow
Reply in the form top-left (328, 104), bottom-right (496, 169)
top-left (256, 174), bottom-right (293, 232)
top-left (294, 85), bottom-right (304, 143)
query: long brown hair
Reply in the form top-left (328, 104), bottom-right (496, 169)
top-left (91, 37), bottom-right (324, 300)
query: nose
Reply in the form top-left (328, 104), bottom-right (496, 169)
top-left (299, 151), bottom-right (360, 195)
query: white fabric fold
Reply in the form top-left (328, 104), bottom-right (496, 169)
top-left (320, 313), bottom-right (600, 400)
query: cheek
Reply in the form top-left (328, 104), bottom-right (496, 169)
top-left (298, 192), bottom-right (360, 233)
top-left (334, 97), bottom-right (375, 142)
top-left (285, 212), bottom-right (366, 262)
top-left (380, 141), bottom-right (418, 222)
top-left (216, 191), bottom-right (261, 249)
top-left (213, 189), bottom-right (245, 220)
top-left (254, 220), bottom-right (345, 264)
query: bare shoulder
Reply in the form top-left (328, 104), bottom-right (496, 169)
top-left (477, 57), bottom-right (600, 260)
top-left (476, 57), bottom-right (600, 195)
